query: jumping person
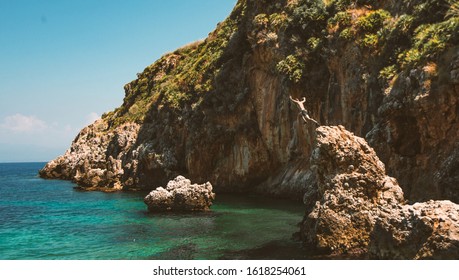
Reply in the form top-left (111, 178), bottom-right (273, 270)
top-left (289, 96), bottom-right (320, 126)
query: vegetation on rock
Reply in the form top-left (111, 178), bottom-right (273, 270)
top-left (103, 3), bottom-right (245, 127)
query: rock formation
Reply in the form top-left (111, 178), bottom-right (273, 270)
top-left (144, 176), bottom-right (215, 212)
top-left (370, 200), bottom-right (459, 259)
top-left (40, 0), bottom-right (459, 204)
top-left (39, 120), bottom-right (140, 191)
top-left (301, 125), bottom-right (405, 254)
top-left (301, 125), bottom-right (459, 259)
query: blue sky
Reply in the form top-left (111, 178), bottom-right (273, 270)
top-left (0, 0), bottom-right (236, 162)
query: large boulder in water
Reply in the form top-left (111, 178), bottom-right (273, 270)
top-left (144, 176), bottom-right (215, 212)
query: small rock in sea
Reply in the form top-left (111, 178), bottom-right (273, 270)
top-left (144, 176), bottom-right (215, 212)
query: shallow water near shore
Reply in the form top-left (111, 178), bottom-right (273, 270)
top-left (0, 162), bottom-right (309, 260)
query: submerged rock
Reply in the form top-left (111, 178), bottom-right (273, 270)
top-left (144, 176), bottom-right (215, 212)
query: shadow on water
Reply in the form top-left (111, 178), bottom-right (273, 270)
top-left (145, 238), bottom-right (365, 260)
top-left (146, 239), bottom-right (312, 260)
top-left (148, 244), bottom-right (199, 260)
top-left (219, 240), bottom-right (368, 260)
top-left (219, 239), bottom-right (312, 260)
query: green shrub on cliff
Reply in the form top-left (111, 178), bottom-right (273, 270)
top-left (398, 16), bottom-right (459, 68)
top-left (290, 0), bottom-right (328, 34)
top-left (252, 12), bottom-right (288, 44)
top-left (276, 55), bottom-right (305, 83)
top-left (379, 64), bottom-right (397, 81)
top-left (328, 11), bottom-right (351, 29)
top-left (327, 8), bottom-right (392, 51)
top-left (356, 10), bottom-right (391, 51)
top-left (356, 9), bottom-right (391, 33)
top-left (253, 13), bottom-right (269, 28)
top-left (339, 27), bottom-right (354, 40)
top-left (324, 0), bottom-right (373, 12)
top-left (270, 12), bottom-right (289, 30)
top-left (447, 0), bottom-right (459, 18)
top-left (361, 33), bottom-right (379, 49)
top-left (372, 0), bottom-right (459, 84)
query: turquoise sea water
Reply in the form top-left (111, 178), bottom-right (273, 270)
top-left (0, 162), bottom-right (308, 260)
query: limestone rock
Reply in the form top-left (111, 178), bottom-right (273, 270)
top-left (370, 200), bottom-right (459, 259)
top-left (144, 176), bottom-right (215, 212)
top-left (302, 125), bottom-right (459, 259)
top-left (301, 125), bottom-right (405, 254)
top-left (39, 120), bottom-right (140, 191)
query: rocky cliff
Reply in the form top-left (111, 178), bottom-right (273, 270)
top-left (40, 0), bottom-right (459, 203)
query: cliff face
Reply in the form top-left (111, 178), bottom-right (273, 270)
top-left (40, 0), bottom-right (459, 202)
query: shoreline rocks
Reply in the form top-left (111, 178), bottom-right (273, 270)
top-left (370, 200), bottom-right (459, 259)
top-left (38, 120), bottom-right (140, 191)
top-left (301, 125), bottom-right (459, 259)
top-left (144, 176), bottom-right (215, 212)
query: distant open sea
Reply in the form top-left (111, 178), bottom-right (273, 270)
top-left (0, 162), bottom-right (308, 260)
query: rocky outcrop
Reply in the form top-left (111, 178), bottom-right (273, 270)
top-left (144, 176), bottom-right (215, 212)
top-left (370, 200), bottom-right (459, 259)
top-left (39, 120), bottom-right (140, 191)
top-left (301, 125), bottom-right (405, 254)
top-left (301, 125), bottom-right (459, 259)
